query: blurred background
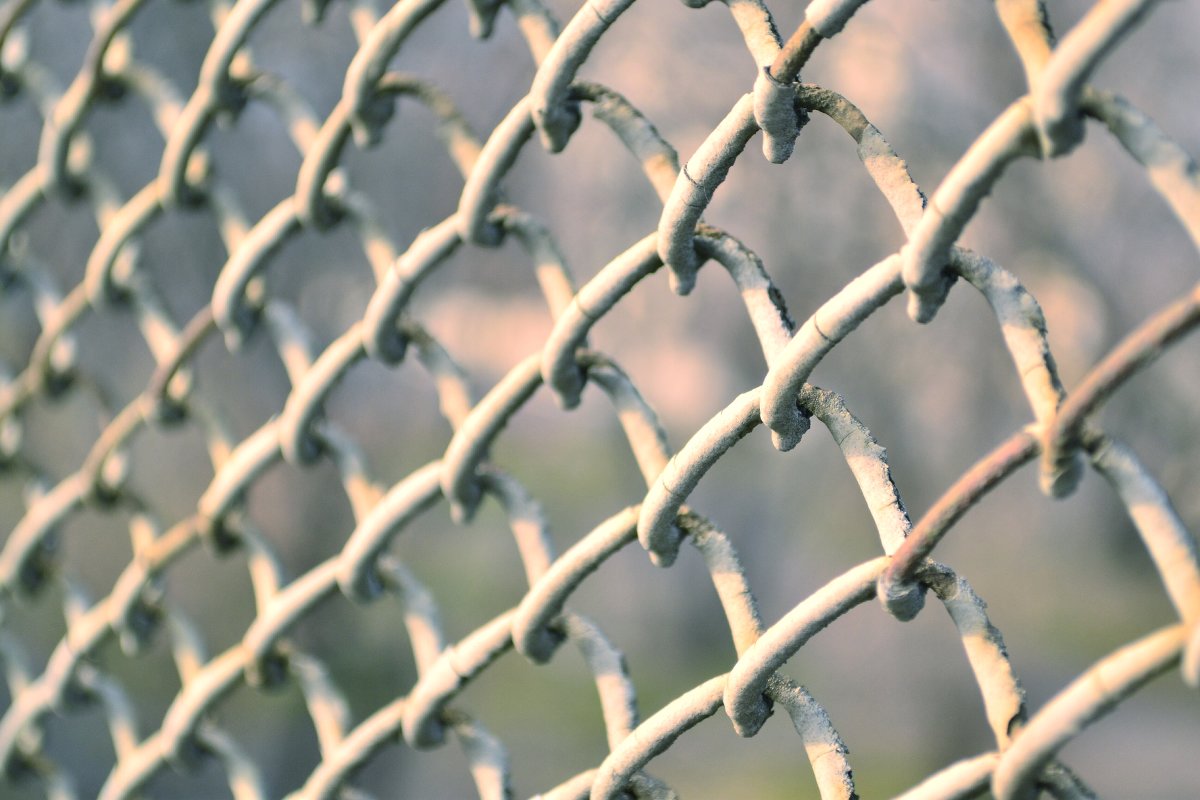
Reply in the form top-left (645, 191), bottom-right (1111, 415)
top-left (0, 0), bottom-right (1197, 796)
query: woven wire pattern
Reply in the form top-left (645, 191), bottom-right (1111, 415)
top-left (0, 0), bottom-right (1197, 797)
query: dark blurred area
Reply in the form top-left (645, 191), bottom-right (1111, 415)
top-left (0, 0), bottom-right (1197, 797)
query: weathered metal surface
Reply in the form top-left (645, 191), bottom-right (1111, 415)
top-left (0, 0), bottom-right (1196, 797)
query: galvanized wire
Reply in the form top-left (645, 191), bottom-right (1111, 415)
top-left (0, 0), bottom-right (1196, 798)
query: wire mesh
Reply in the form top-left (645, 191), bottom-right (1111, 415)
top-left (0, 0), bottom-right (1197, 797)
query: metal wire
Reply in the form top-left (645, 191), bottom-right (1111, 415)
top-left (0, 0), bottom-right (1196, 797)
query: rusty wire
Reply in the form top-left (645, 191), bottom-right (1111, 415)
top-left (0, 0), bottom-right (1196, 797)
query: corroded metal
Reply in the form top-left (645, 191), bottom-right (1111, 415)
top-left (0, 0), bottom-right (1196, 798)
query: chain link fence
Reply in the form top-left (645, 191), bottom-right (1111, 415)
top-left (0, 0), bottom-right (1197, 797)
